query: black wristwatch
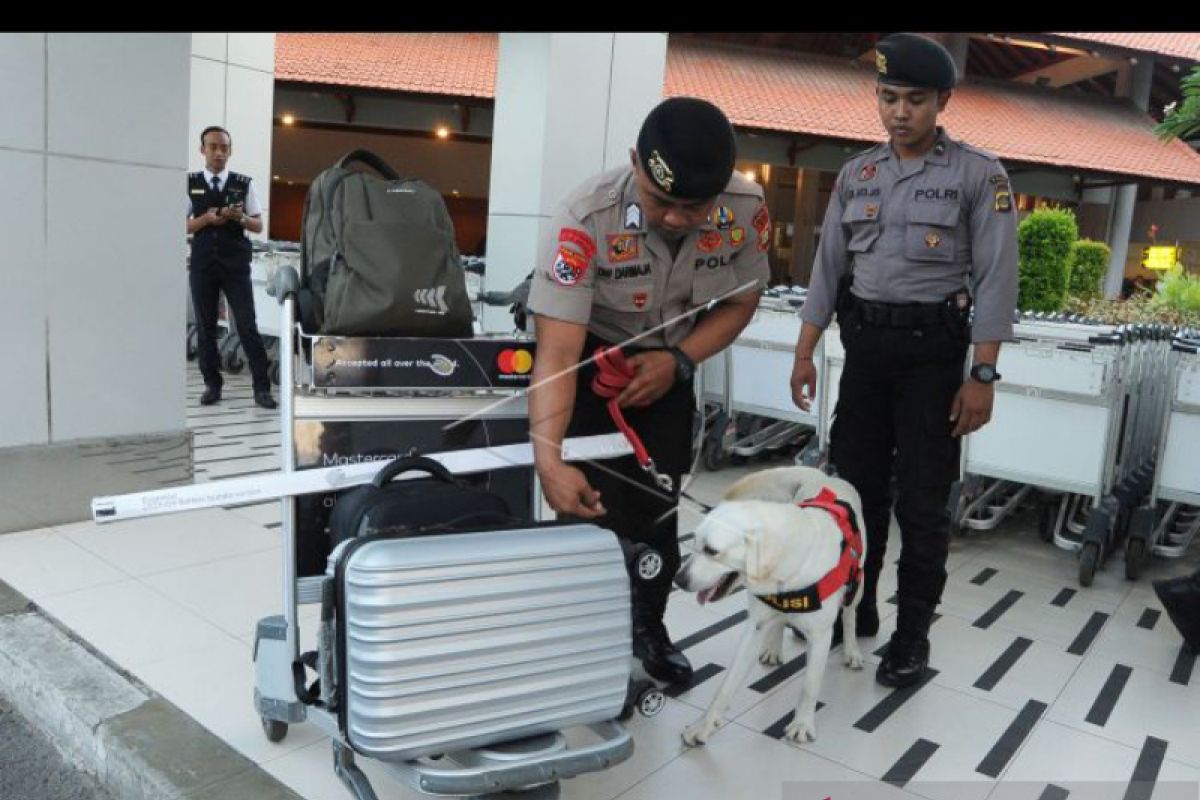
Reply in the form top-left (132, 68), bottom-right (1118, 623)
top-left (668, 347), bottom-right (696, 383)
top-left (970, 363), bottom-right (1001, 384)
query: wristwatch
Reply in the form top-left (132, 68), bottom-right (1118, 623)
top-left (970, 363), bottom-right (1001, 384)
top-left (668, 347), bottom-right (696, 383)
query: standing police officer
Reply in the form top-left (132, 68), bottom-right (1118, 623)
top-left (792, 34), bottom-right (1018, 688)
top-left (528, 98), bottom-right (772, 685)
top-left (186, 126), bottom-right (276, 409)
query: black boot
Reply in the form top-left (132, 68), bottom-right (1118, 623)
top-left (200, 385), bottom-right (221, 406)
top-left (633, 618), bottom-right (693, 686)
top-left (1153, 569), bottom-right (1200, 654)
top-left (876, 631), bottom-right (930, 689)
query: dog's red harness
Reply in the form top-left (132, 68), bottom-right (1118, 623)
top-left (757, 488), bottom-right (864, 614)
top-left (591, 346), bottom-right (673, 492)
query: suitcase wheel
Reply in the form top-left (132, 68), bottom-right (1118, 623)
top-left (636, 686), bottom-right (666, 718)
top-left (261, 717), bottom-right (288, 743)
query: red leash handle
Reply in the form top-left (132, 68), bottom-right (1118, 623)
top-left (591, 346), bottom-right (673, 492)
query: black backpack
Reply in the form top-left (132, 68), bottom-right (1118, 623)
top-left (327, 456), bottom-right (515, 545)
top-left (299, 149), bottom-right (474, 337)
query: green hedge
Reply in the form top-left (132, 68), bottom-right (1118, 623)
top-left (1018, 209), bottom-right (1078, 312)
top-left (1066, 239), bottom-right (1110, 301)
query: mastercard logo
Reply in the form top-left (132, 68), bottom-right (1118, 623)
top-left (498, 349), bottom-right (534, 375)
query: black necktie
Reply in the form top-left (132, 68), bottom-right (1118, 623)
top-left (211, 176), bottom-right (220, 194)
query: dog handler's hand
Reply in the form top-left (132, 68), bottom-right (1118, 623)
top-left (617, 351), bottom-right (676, 408)
top-left (950, 380), bottom-right (994, 437)
top-left (539, 461), bottom-right (605, 519)
top-left (790, 355), bottom-right (817, 411)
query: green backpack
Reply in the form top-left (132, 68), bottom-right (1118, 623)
top-left (299, 150), bottom-right (473, 338)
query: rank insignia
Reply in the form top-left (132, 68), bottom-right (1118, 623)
top-left (625, 202), bottom-right (642, 230)
top-left (864, 203), bottom-right (880, 219)
top-left (925, 232), bottom-right (941, 248)
top-left (730, 226), bottom-right (746, 247)
top-left (859, 163), bottom-right (878, 182)
top-left (876, 51), bottom-right (888, 75)
top-left (698, 231), bottom-right (723, 253)
top-left (633, 291), bottom-right (648, 310)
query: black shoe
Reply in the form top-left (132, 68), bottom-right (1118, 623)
top-left (633, 621), bottom-right (693, 686)
top-left (1153, 572), bottom-right (1200, 655)
top-left (876, 634), bottom-right (930, 689)
top-left (254, 392), bottom-right (278, 410)
top-left (200, 386), bottom-right (221, 406)
top-left (790, 603), bottom-right (879, 641)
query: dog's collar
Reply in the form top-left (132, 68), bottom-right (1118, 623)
top-left (754, 488), bottom-right (864, 615)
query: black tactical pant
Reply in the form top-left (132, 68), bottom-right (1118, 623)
top-left (562, 334), bottom-right (694, 625)
top-left (190, 264), bottom-right (272, 394)
top-left (829, 306), bottom-right (969, 639)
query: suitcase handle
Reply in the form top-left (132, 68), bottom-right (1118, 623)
top-left (334, 149), bottom-right (402, 181)
top-left (372, 455), bottom-right (460, 489)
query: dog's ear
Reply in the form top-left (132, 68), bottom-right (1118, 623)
top-left (744, 527), bottom-right (782, 584)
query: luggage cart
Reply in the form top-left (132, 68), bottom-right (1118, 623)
top-left (699, 288), bottom-right (820, 470)
top-left (1125, 332), bottom-right (1200, 577)
top-left (252, 266), bottom-right (637, 800)
top-left (957, 315), bottom-right (1173, 585)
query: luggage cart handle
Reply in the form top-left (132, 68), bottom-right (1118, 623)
top-left (268, 265), bottom-right (301, 304)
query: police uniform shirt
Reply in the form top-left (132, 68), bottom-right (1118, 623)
top-left (799, 128), bottom-right (1018, 343)
top-left (185, 169), bottom-right (262, 218)
top-left (528, 166), bottom-right (771, 348)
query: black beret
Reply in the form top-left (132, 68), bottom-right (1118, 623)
top-left (636, 97), bottom-right (736, 200)
top-left (875, 33), bottom-right (957, 92)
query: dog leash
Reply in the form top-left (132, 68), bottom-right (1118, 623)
top-left (591, 346), bottom-right (674, 493)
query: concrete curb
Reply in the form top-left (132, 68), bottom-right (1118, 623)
top-left (0, 579), bottom-right (303, 800)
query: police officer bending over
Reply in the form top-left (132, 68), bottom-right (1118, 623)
top-left (793, 34), bottom-right (1018, 688)
top-left (528, 98), bottom-right (772, 685)
top-left (186, 126), bottom-right (276, 410)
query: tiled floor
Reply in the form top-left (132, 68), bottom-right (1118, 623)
top-left (1, 362), bottom-right (1198, 800)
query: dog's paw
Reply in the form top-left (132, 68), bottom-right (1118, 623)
top-left (759, 642), bottom-right (784, 666)
top-left (783, 715), bottom-right (817, 744)
top-left (682, 716), bottom-right (721, 747)
top-left (844, 645), bottom-right (865, 670)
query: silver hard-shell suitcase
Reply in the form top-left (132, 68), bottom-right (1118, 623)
top-left (329, 522), bottom-right (632, 762)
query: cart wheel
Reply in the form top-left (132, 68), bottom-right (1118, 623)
top-left (220, 335), bottom-right (245, 374)
top-left (269, 360), bottom-right (280, 386)
top-left (637, 686), bottom-right (666, 718)
top-left (261, 717), bottom-right (288, 742)
top-left (1038, 498), bottom-right (1059, 543)
top-left (730, 453), bottom-right (749, 467)
top-left (1124, 537), bottom-right (1147, 581)
top-left (702, 438), bottom-right (726, 472)
top-left (1078, 541), bottom-right (1100, 587)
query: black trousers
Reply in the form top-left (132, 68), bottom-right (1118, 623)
top-left (829, 308), bottom-right (969, 639)
top-left (562, 334), bottom-right (695, 624)
top-left (189, 264), bottom-right (272, 393)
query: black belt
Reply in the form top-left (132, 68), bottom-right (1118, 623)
top-left (848, 292), bottom-right (969, 329)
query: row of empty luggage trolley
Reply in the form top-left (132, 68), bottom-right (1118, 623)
top-left (698, 294), bottom-right (1200, 588)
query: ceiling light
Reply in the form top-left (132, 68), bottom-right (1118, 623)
top-left (436, 126), bottom-right (450, 139)
top-left (281, 113), bottom-right (295, 126)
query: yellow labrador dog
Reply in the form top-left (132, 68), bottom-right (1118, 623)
top-left (674, 466), bottom-right (867, 746)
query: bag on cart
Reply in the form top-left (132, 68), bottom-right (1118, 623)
top-left (297, 456), bottom-right (633, 763)
top-left (327, 455), bottom-right (514, 545)
top-left (299, 148), bottom-right (474, 338)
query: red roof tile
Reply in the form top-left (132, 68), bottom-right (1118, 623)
top-left (275, 34), bottom-right (1200, 185)
top-left (275, 32), bottom-right (497, 97)
top-left (665, 41), bottom-right (1200, 185)
top-left (1051, 33), bottom-right (1200, 62)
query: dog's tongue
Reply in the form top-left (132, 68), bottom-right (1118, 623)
top-left (697, 586), bottom-right (714, 606)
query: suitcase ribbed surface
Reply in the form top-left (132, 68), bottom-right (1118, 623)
top-left (339, 524), bottom-right (631, 761)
